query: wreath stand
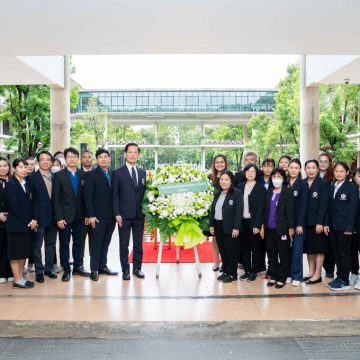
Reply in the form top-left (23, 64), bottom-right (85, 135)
top-left (155, 229), bottom-right (202, 279)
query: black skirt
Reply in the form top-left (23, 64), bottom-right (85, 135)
top-left (304, 226), bottom-right (328, 254)
top-left (7, 232), bottom-right (33, 260)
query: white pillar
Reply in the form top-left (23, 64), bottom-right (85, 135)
top-left (200, 123), bottom-right (205, 169)
top-left (300, 55), bottom-right (320, 163)
top-left (50, 55), bottom-right (70, 153)
top-left (154, 123), bottom-right (159, 169)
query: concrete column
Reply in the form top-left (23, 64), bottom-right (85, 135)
top-left (200, 123), bottom-right (206, 169)
top-left (154, 123), bottom-right (159, 169)
top-left (300, 55), bottom-right (320, 163)
top-left (50, 55), bottom-right (70, 153)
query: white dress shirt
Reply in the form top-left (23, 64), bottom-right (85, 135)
top-left (126, 162), bottom-right (138, 185)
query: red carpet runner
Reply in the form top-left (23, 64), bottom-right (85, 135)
top-left (129, 241), bottom-right (214, 263)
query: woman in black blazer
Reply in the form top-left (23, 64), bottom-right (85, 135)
top-left (237, 164), bottom-right (265, 282)
top-left (324, 162), bottom-right (358, 291)
top-left (352, 168), bottom-right (360, 290)
top-left (303, 159), bottom-right (329, 285)
top-left (207, 154), bottom-right (229, 271)
top-left (5, 159), bottom-right (38, 289)
top-left (260, 167), bottom-right (294, 289)
top-left (209, 170), bottom-right (243, 283)
top-left (287, 159), bottom-right (308, 286)
top-left (0, 157), bottom-right (12, 283)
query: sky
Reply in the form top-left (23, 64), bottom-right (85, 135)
top-left (72, 54), bottom-right (299, 90)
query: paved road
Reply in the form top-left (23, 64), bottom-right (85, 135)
top-left (0, 337), bottom-right (359, 359)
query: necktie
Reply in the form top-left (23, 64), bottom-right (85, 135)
top-left (131, 167), bottom-right (137, 188)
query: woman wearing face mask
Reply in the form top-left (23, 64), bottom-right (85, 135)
top-left (50, 159), bottom-right (63, 174)
top-left (237, 164), bottom-right (265, 282)
top-left (209, 171), bottom-right (243, 283)
top-left (207, 155), bottom-right (229, 271)
top-left (260, 168), bottom-right (294, 289)
top-left (0, 157), bottom-right (13, 283)
top-left (324, 162), bottom-right (358, 291)
top-left (303, 160), bottom-right (329, 285)
top-left (352, 168), bottom-right (360, 290)
top-left (287, 159), bottom-right (308, 286)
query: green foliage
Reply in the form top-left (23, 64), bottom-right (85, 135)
top-left (70, 85), bottom-right (80, 110)
top-left (0, 85), bottom-right (50, 157)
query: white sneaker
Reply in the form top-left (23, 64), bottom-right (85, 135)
top-left (7, 277), bottom-right (14, 282)
top-left (0, 278), bottom-right (6, 284)
top-left (349, 274), bottom-right (359, 285)
top-left (27, 264), bottom-right (35, 273)
top-left (292, 280), bottom-right (301, 286)
top-left (286, 277), bottom-right (292, 284)
top-left (53, 265), bottom-right (62, 273)
top-left (355, 281), bottom-right (360, 290)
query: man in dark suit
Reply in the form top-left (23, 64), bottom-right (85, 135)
top-left (84, 148), bottom-right (118, 281)
top-left (27, 151), bottom-right (58, 283)
top-left (52, 147), bottom-right (90, 282)
top-left (112, 143), bottom-right (146, 280)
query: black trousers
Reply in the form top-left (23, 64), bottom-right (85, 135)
top-left (329, 231), bottom-right (352, 283)
top-left (90, 218), bottom-right (116, 271)
top-left (214, 220), bottom-right (240, 277)
top-left (241, 219), bottom-right (262, 274)
top-left (266, 228), bottom-right (290, 283)
top-left (118, 218), bottom-right (144, 273)
top-left (0, 228), bottom-right (12, 278)
top-left (81, 225), bottom-right (93, 258)
top-left (323, 234), bottom-right (335, 274)
top-left (351, 233), bottom-right (360, 275)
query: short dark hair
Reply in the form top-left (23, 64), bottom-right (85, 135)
top-left (289, 158), bottom-right (302, 169)
top-left (81, 150), bottom-right (93, 157)
top-left (262, 158), bottom-right (275, 167)
top-left (13, 158), bottom-right (28, 169)
top-left (243, 164), bottom-right (260, 181)
top-left (124, 143), bottom-right (140, 153)
top-left (334, 161), bottom-right (350, 173)
top-left (36, 151), bottom-right (53, 162)
top-left (271, 167), bottom-right (287, 181)
top-left (24, 156), bottom-right (34, 162)
top-left (219, 170), bottom-right (236, 193)
top-left (278, 155), bottom-right (291, 164)
top-left (305, 159), bottom-right (319, 169)
top-left (53, 151), bottom-right (64, 158)
top-left (352, 167), bottom-right (360, 181)
top-left (96, 148), bottom-right (110, 158)
top-left (64, 147), bottom-right (79, 158)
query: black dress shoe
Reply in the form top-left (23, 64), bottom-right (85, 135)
top-left (305, 277), bottom-right (322, 285)
top-left (132, 269), bottom-right (145, 279)
top-left (13, 282), bottom-right (32, 289)
top-left (122, 272), bottom-right (130, 280)
top-left (35, 274), bottom-right (44, 283)
top-left (98, 267), bottom-right (119, 276)
top-left (62, 270), bottom-right (71, 282)
top-left (302, 276), bottom-right (312, 282)
top-left (44, 271), bottom-right (58, 279)
top-left (267, 280), bottom-right (277, 287)
top-left (72, 267), bottom-right (90, 277)
top-left (90, 271), bottom-right (99, 281)
top-left (275, 282), bottom-right (285, 289)
top-left (25, 280), bottom-right (34, 287)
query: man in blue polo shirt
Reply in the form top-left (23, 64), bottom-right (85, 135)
top-left (52, 147), bottom-right (90, 282)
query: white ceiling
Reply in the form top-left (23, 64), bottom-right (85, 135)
top-left (1, 0), bottom-right (360, 56)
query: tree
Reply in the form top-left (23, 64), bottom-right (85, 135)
top-left (0, 85), bottom-right (51, 157)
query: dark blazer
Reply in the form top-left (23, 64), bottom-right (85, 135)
top-left (27, 170), bottom-right (54, 228)
top-left (288, 177), bottom-right (309, 228)
top-left (355, 189), bottom-right (360, 234)
top-left (84, 167), bottom-right (113, 219)
top-left (0, 179), bottom-right (8, 229)
top-left (264, 186), bottom-right (294, 236)
top-left (326, 180), bottom-right (358, 232)
top-left (4, 177), bottom-right (34, 233)
top-left (237, 181), bottom-right (265, 229)
top-left (52, 168), bottom-right (86, 223)
top-left (112, 165), bottom-right (146, 220)
top-left (305, 176), bottom-right (329, 227)
top-left (209, 188), bottom-right (244, 234)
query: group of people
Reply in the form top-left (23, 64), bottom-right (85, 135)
top-left (209, 151), bottom-right (360, 291)
top-left (0, 143), bottom-right (146, 289)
